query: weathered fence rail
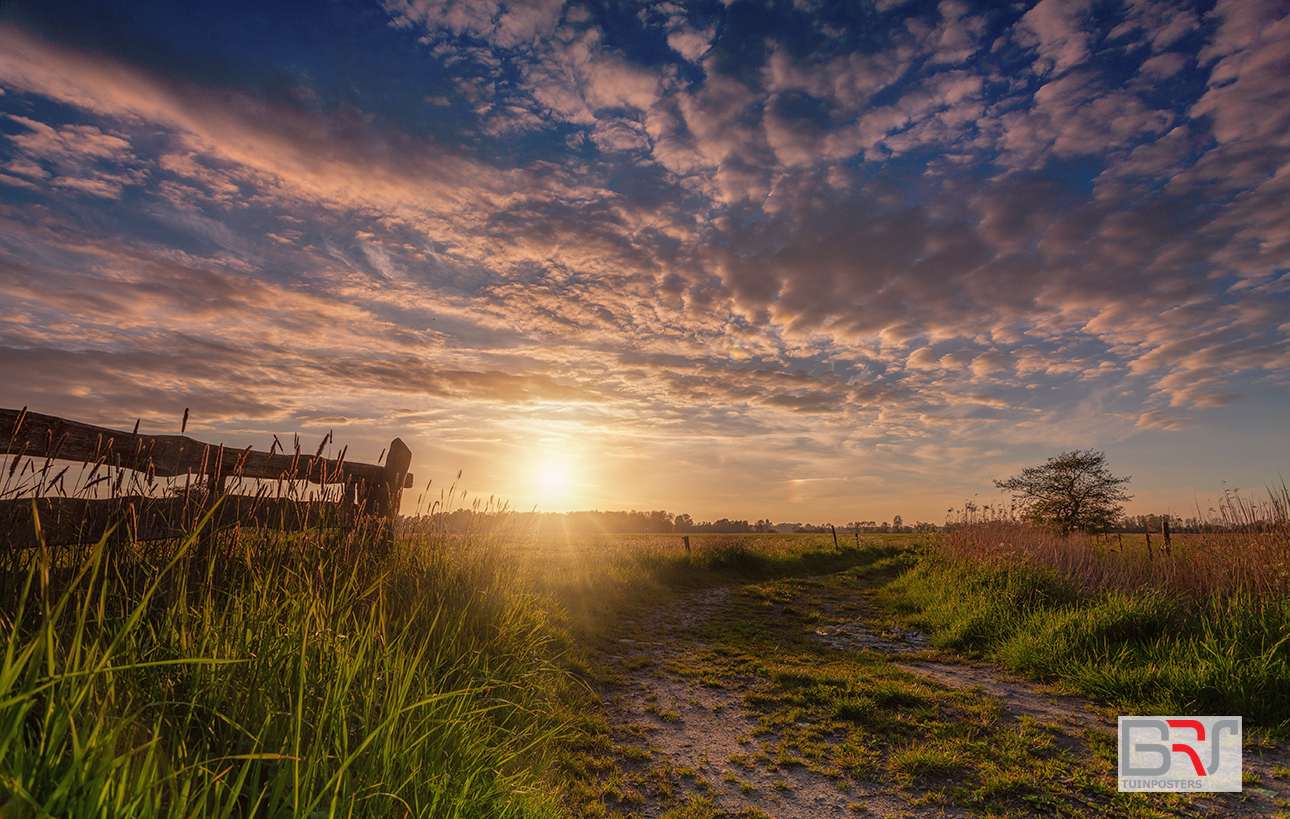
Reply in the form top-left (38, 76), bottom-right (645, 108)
top-left (1, 407), bottom-right (413, 548)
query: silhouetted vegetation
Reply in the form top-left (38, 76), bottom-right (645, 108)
top-left (993, 450), bottom-right (1132, 535)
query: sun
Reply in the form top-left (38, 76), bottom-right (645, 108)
top-left (526, 450), bottom-right (584, 505)
top-left (536, 460), bottom-right (571, 493)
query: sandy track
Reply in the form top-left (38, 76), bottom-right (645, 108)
top-left (590, 578), bottom-right (1290, 818)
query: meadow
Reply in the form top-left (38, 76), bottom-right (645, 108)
top-left (0, 492), bottom-right (895, 819)
top-left (883, 487), bottom-right (1290, 732)
top-left (1, 485), bottom-right (1287, 817)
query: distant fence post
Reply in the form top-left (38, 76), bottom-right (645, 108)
top-left (830, 524), bottom-right (838, 549)
top-left (683, 535), bottom-right (690, 554)
top-left (1162, 516), bottom-right (1172, 556)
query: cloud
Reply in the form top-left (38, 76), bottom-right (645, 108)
top-left (1135, 410), bottom-right (1191, 428)
top-left (582, 55), bottom-right (661, 112)
top-left (3, 115), bottom-right (141, 198)
top-left (1014, 0), bottom-right (1094, 77)
top-left (1000, 71), bottom-right (1173, 168)
top-left (0, 345), bottom-right (282, 428)
top-left (924, 1), bottom-right (988, 66)
top-left (1191, 0), bottom-right (1290, 150)
top-left (667, 27), bottom-right (714, 62)
top-left (383, 0), bottom-right (564, 48)
top-left (6, 116), bottom-right (131, 160)
top-left (906, 347), bottom-right (941, 370)
top-left (970, 352), bottom-right (1009, 377)
top-left (0, 26), bottom-right (561, 248)
top-left (589, 119), bottom-right (651, 153)
top-left (1138, 52), bottom-right (1186, 79)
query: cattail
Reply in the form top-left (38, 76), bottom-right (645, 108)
top-left (314, 432), bottom-right (330, 460)
top-left (10, 405), bottom-right (27, 438)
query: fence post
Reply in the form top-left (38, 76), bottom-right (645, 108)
top-left (196, 443), bottom-right (227, 558)
top-left (381, 438), bottom-right (413, 519)
top-left (368, 438), bottom-right (411, 554)
top-left (830, 524), bottom-right (838, 549)
top-left (1162, 516), bottom-right (1172, 556)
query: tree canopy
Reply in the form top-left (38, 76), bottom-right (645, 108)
top-left (993, 450), bottom-right (1132, 534)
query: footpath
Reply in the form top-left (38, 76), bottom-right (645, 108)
top-left (582, 568), bottom-right (1290, 818)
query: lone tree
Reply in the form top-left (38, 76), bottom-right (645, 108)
top-left (993, 450), bottom-right (1132, 535)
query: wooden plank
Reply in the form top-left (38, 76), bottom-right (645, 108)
top-left (0, 495), bottom-right (351, 549)
top-left (1, 408), bottom-right (407, 486)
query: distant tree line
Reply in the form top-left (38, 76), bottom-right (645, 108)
top-left (839, 515), bottom-right (934, 534)
top-left (414, 508), bottom-right (939, 535)
top-left (1114, 514), bottom-right (1264, 534)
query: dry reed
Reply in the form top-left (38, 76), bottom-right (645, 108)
top-left (941, 484), bottom-right (1290, 605)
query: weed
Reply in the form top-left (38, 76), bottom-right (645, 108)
top-left (728, 752), bottom-right (756, 769)
top-left (617, 744), bottom-right (652, 762)
top-left (660, 793), bottom-right (716, 819)
top-left (645, 702), bottom-right (681, 722)
top-left (889, 744), bottom-right (965, 785)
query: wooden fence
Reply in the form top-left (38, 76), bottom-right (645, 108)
top-left (0, 407), bottom-right (413, 548)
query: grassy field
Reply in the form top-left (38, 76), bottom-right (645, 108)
top-left (0, 507), bottom-right (906, 818)
top-left (880, 495), bottom-right (1290, 736)
top-left (0, 519), bottom-right (583, 818)
top-left (2, 498), bottom-right (1287, 817)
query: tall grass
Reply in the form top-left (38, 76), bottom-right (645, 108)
top-left (0, 457), bottom-right (906, 819)
top-left (885, 487), bottom-right (1290, 733)
top-left (939, 484), bottom-right (1290, 603)
top-left (0, 513), bottom-right (573, 818)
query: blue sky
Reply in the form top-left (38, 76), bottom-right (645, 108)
top-left (0, 0), bottom-right (1286, 524)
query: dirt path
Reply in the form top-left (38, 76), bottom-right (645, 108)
top-left (583, 570), bottom-right (1290, 818)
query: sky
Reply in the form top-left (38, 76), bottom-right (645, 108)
top-left (0, 0), bottom-right (1287, 526)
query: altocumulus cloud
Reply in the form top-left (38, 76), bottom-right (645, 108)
top-left (0, 0), bottom-right (1287, 518)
